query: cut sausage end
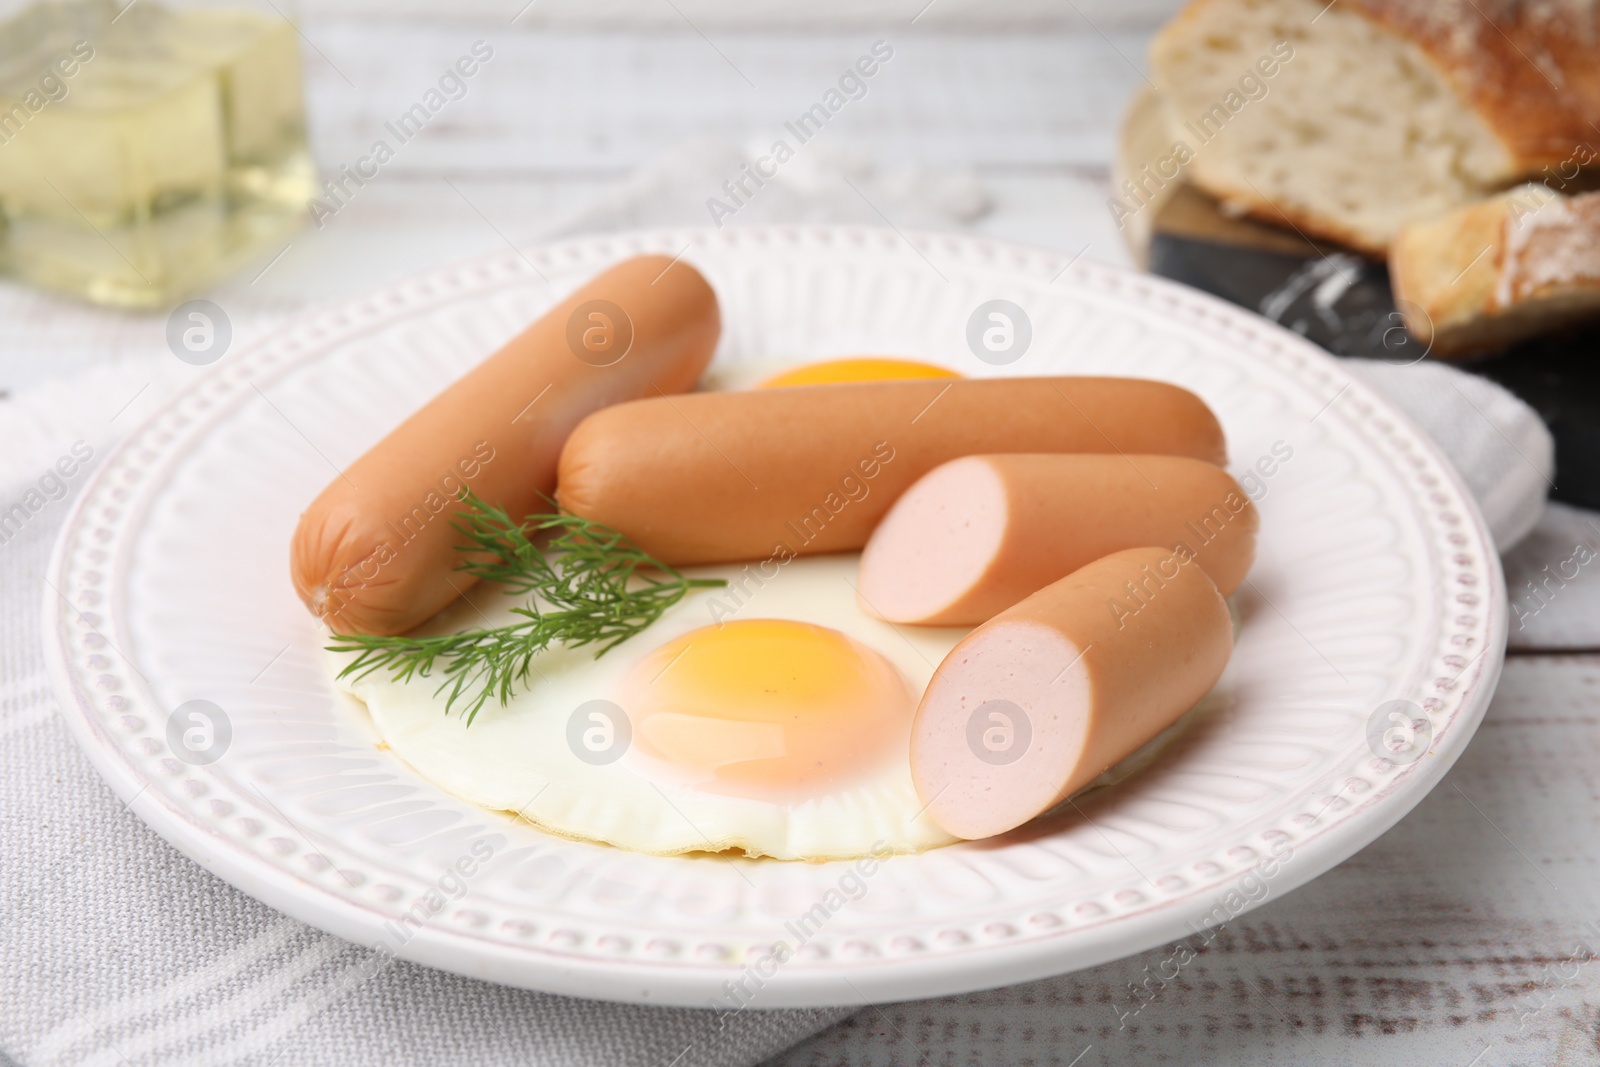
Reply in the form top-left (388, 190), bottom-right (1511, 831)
top-left (555, 377), bottom-right (1226, 567)
top-left (857, 456), bottom-right (1010, 624)
top-left (860, 453), bottom-right (1257, 628)
top-left (909, 546), bottom-right (1234, 841)
top-left (911, 620), bottom-right (1094, 840)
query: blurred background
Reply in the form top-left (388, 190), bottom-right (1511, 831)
top-left (0, 0), bottom-right (1180, 391)
top-left (6, 0), bottom-right (1594, 585)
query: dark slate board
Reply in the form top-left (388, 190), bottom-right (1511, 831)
top-left (1149, 232), bottom-right (1600, 509)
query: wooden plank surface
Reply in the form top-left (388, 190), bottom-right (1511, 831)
top-left (276, 0), bottom-right (1184, 29)
top-left (296, 28), bottom-right (1149, 173)
top-left (770, 655), bottom-right (1600, 1067)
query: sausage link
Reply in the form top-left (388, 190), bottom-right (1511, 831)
top-left (911, 546), bottom-right (1233, 840)
top-left (291, 255), bottom-right (720, 634)
top-left (858, 454), bottom-right (1256, 625)
top-left (556, 377), bottom-right (1226, 565)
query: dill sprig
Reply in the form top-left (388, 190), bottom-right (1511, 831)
top-left (328, 490), bottom-right (724, 725)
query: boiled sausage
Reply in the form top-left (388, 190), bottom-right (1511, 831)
top-left (911, 546), bottom-right (1233, 840)
top-left (857, 454), bottom-right (1256, 625)
top-left (556, 378), bottom-right (1226, 566)
top-left (291, 255), bottom-right (721, 634)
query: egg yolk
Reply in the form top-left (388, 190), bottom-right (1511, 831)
top-left (619, 619), bottom-right (915, 801)
top-left (758, 357), bottom-right (961, 388)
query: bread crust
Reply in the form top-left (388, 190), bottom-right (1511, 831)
top-left (1347, 0), bottom-right (1600, 168)
top-left (1162, 0), bottom-right (1600, 170)
top-left (1390, 186), bottom-right (1600, 356)
top-left (1217, 189), bottom-right (1394, 258)
top-left (1151, 0), bottom-right (1600, 254)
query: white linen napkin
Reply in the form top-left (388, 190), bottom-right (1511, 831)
top-left (0, 502), bottom-right (849, 1067)
top-left (0, 139), bottom-right (1555, 1067)
top-left (1342, 359), bottom-right (1553, 550)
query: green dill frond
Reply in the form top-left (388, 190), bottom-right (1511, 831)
top-left (327, 490), bottom-right (724, 725)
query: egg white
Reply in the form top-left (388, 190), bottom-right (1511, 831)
top-left (331, 554), bottom-right (964, 860)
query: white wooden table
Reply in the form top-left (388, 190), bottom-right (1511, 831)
top-left (4, 12), bottom-right (1598, 1065)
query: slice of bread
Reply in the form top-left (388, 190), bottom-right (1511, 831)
top-left (1391, 186), bottom-right (1600, 357)
top-left (1148, 0), bottom-right (1600, 256)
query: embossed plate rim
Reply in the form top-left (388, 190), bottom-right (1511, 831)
top-left (42, 225), bottom-right (1506, 1007)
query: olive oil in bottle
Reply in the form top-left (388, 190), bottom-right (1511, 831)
top-left (0, 0), bottom-right (315, 307)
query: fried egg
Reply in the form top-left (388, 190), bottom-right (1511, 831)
top-left (332, 554), bottom-right (964, 860)
top-left (701, 355), bottom-right (961, 392)
top-left (758, 357), bottom-right (961, 388)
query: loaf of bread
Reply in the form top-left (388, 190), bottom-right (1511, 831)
top-left (1390, 186), bottom-right (1600, 356)
top-left (1147, 0), bottom-right (1600, 256)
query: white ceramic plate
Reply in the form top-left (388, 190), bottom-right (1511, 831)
top-left (43, 226), bottom-right (1506, 1008)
